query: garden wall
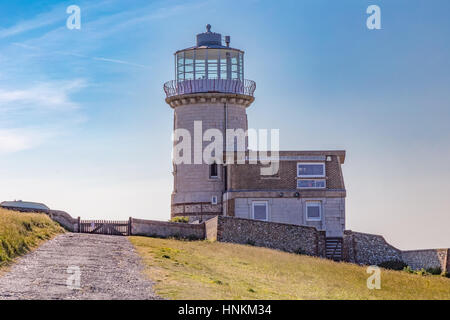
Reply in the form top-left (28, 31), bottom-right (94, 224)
top-left (47, 210), bottom-right (78, 232)
top-left (211, 216), bottom-right (326, 257)
top-left (130, 218), bottom-right (205, 240)
top-left (343, 230), bottom-right (402, 265)
top-left (402, 249), bottom-right (449, 272)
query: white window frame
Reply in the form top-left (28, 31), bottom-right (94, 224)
top-left (297, 162), bottom-right (326, 178)
top-left (305, 201), bottom-right (322, 221)
top-left (211, 196), bottom-right (218, 205)
top-left (297, 179), bottom-right (326, 189)
top-left (252, 201), bottom-right (268, 221)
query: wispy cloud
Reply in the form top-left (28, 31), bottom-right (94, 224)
top-left (12, 42), bottom-right (151, 69)
top-left (92, 57), bottom-right (151, 69)
top-left (0, 79), bottom-right (87, 154)
top-left (0, 8), bottom-right (63, 39)
top-left (0, 79), bottom-right (86, 111)
top-left (0, 129), bottom-right (50, 154)
top-left (0, 0), bottom-right (115, 39)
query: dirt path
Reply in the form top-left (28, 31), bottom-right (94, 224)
top-left (0, 233), bottom-right (158, 300)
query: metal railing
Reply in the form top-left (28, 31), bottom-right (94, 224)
top-left (163, 78), bottom-right (256, 98)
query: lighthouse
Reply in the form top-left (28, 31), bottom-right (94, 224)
top-left (164, 25), bottom-right (256, 221)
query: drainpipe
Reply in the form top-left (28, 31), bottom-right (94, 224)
top-left (222, 102), bottom-right (228, 215)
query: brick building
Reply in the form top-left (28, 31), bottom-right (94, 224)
top-left (164, 25), bottom-right (347, 241)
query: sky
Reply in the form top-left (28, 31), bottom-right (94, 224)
top-left (0, 0), bottom-right (449, 250)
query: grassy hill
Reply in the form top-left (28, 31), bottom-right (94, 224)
top-left (0, 209), bottom-right (64, 268)
top-left (130, 236), bottom-right (450, 300)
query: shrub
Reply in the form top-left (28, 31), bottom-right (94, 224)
top-left (294, 247), bottom-right (306, 255)
top-left (378, 260), bottom-right (408, 271)
top-left (170, 216), bottom-right (189, 223)
top-left (426, 267), bottom-right (442, 275)
top-left (403, 266), bottom-right (414, 273)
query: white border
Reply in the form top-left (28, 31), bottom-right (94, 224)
top-left (297, 162), bottom-right (326, 178)
top-left (305, 201), bottom-right (322, 221)
top-left (252, 201), bottom-right (268, 221)
top-left (297, 179), bottom-right (326, 189)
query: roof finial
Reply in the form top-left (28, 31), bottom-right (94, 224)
top-left (206, 24), bottom-right (211, 32)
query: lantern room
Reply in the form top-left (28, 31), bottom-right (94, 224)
top-left (164, 25), bottom-right (255, 98)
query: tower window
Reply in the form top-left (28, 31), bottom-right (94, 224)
top-left (209, 162), bottom-right (218, 178)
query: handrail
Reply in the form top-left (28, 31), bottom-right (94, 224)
top-left (164, 78), bottom-right (256, 98)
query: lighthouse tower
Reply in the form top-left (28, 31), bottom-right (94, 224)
top-left (164, 25), bottom-right (256, 220)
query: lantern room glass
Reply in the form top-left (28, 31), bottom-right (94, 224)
top-left (176, 49), bottom-right (244, 82)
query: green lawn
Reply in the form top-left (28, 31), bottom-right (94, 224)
top-left (130, 236), bottom-right (450, 300)
top-left (0, 208), bottom-right (64, 268)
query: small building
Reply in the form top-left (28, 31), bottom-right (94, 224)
top-left (0, 200), bottom-right (50, 213)
top-left (223, 151), bottom-right (346, 238)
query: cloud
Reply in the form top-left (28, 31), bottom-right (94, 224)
top-left (92, 57), bottom-right (151, 69)
top-left (11, 43), bottom-right (151, 69)
top-left (0, 79), bottom-right (86, 111)
top-left (0, 129), bottom-right (50, 154)
top-left (0, 79), bottom-right (86, 154)
top-left (0, 6), bottom-right (64, 39)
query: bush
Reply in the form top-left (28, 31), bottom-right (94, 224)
top-left (170, 216), bottom-right (189, 224)
top-left (378, 260), bottom-right (408, 271)
top-left (246, 239), bottom-right (256, 246)
top-left (294, 247), bottom-right (306, 255)
top-left (426, 267), bottom-right (442, 275)
top-left (403, 266), bottom-right (414, 273)
top-left (403, 266), bottom-right (441, 276)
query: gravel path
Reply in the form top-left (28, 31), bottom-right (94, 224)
top-left (0, 233), bottom-right (159, 300)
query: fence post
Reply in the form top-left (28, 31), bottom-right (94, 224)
top-left (128, 217), bottom-right (132, 236)
top-left (77, 216), bottom-right (81, 233)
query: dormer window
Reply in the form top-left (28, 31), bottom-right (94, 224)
top-left (297, 163), bottom-right (325, 178)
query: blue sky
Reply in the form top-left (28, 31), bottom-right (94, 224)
top-left (0, 0), bottom-right (449, 249)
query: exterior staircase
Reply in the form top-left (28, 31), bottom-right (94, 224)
top-left (326, 237), bottom-right (343, 261)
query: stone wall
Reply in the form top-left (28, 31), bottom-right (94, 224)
top-left (343, 230), bottom-right (402, 265)
top-left (48, 210), bottom-right (78, 232)
top-left (130, 218), bottom-right (205, 239)
top-left (402, 249), bottom-right (449, 272)
top-left (212, 216), bottom-right (326, 257)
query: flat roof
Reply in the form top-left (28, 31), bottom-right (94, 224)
top-left (0, 201), bottom-right (50, 210)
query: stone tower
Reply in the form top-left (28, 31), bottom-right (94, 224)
top-left (164, 25), bottom-right (256, 220)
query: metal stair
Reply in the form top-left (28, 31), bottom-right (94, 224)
top-left (326, 237), bottom-right (343, 261)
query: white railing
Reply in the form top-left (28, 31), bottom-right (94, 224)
top-left (164, 78), bottom-right (256, 98)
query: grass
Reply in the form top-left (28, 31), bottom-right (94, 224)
top-left (0, 208), bottom-right (64, 269)
top-left (129, 236), bottom-right (450, 300)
